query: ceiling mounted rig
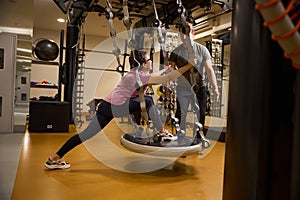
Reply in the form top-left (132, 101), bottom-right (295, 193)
top-left (53, 0), bottom-right (232, 28)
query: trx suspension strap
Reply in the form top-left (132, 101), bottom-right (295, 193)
top-left (138, 85), bottom-right (149, 124)
top-left (122, 0), bottom-right (136, 49)
top-left (152, 0), bottom-right (164, 44)
top-left (131, 1), bottom-right (167, 127)
top-left (152, 0), bottom-right (168, 66)
top-left (176, 0), bottom-right (200, 137)
top-left (176, 0), bottom-right (197, 88)
top-left (122, 2), bottom-right (148, 126)
top-left (122, 0), bottom-right (131, 33)
top-left (176, 0), bottom-right (197, 94)
top-left (105, 0), bottom-right (122, 68)
top-left (176, 0), bottom-right (195, 65)
top-left (133, 52), bottom-right (149, 124)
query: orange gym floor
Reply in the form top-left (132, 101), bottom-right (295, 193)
top-left (1, 119), bottom-right (225, 200)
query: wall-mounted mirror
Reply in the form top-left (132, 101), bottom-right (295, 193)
top-left (0, 0), bottom-right (33, 133)
top-left (14, 33), bottom-right (32, 132)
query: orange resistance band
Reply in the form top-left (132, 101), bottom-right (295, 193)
top-left (292, 62), bottom-right (300, 70)
top-left (272, 18), bottom-right (300, 40)
top-left (263, 0), bottom-right (295, 27)
top-left (290, 12), bottom-right (298, 20)
top-left (284, 48), bottom-right (300, 59)
top-left (255, 0), bottom-right (281, 10)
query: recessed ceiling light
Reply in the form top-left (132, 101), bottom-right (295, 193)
top-left (57, 18), bottom-right (65, 23)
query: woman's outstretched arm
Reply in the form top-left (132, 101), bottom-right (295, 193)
top-left (148, 62), bottom-right (193, 85)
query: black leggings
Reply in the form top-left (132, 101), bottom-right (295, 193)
top-left (56, 96), bottom-right (163, 158)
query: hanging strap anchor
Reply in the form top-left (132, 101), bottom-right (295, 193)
top-left (152, 0), bottom-right (168, 66)
top-left (122, 0), bottom-right (136, 49)
top-left (152, 0), bottom-right (164, 44)
top-left (105, 0), bottom-right (122, 69)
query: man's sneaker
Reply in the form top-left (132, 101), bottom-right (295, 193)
top-left (192, 132), bottom-right (211, 148)
top-left (191, 136), bottom-right (202, 145)
top-left (153, 130), bottom-right (178, 142)
top-left (44, 158), bottom-right (71, 170)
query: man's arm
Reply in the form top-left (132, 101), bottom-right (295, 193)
top-left (169, 61), bottom-right (177, 69)
top-left (204, 59), bottom-right (220, 101)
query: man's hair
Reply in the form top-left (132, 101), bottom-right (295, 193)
top-left (179, 22), bottom-right (194, 35)
top-left (129, 49), bottom-right (148, 69)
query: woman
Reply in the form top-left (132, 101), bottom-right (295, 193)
top-left (45, 49), bottom-right (195, 169)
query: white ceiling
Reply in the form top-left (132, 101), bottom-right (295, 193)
top-left (0, 0), bottom-right (232, 38)
top-left (33, 0), bottom-right (131, 37)
top-left (0, 0), bottom-right (33, 30)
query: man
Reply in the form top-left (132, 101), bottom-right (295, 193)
top-left (169, 22), bottom-right (220, 136)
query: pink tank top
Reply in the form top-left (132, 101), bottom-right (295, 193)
top-left (103, 69), bottom-right (150, 105)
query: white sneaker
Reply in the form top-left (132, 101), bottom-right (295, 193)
top-left (44, 158), bottom-right (71, 170)
top-left (153, 130), bottom-right (178, 142)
